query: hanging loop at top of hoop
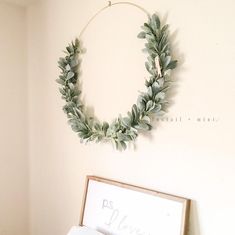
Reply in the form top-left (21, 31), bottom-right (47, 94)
top-left (79, 1), bottom-right (149, 38)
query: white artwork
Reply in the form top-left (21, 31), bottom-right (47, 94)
top-left (67, 226), bottom-right (104, 235)
top-left (80, 176), bottom-right (190, 235)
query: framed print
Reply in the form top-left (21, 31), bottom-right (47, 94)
top-left (80, 176), bottom-right (190, 235)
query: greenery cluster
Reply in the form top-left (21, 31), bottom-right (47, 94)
top-left (56, 14), bottom-right (177, 150)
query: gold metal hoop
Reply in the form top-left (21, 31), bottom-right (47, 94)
top-left (79, 1), bottom-right (150, 38)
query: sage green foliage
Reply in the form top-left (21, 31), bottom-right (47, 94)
top-left (56, 14), bottom-right (177, 150)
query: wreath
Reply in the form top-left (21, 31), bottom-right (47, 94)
top-left (56, 13), bottom-right (177, 150)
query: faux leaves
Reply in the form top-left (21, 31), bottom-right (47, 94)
top-left (56, 14), bottom-right (177, 150)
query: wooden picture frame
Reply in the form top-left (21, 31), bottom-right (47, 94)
top-left (80, 176), bottom-right (190, 235)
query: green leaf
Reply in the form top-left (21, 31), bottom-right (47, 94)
top-left (147, 86), bottom-right (153, 97)
top-left (117, 133), bottom-right (127, 141)
top-left (96, 134), bottom-right (103, 143)
top-left (59, 75), bottom-right (66, 81)
top-left (122, 117), bottom-right (131, 127)
top-left (94, 123), bottom-right (101, 131)
top-left (59, 57), bottom-right (67, 64)
top-left (155, 29), bottom-right (161, 40)
top-left (70, 58), bottom-right (78, 68)
top-left (146, 100), bottom-right (154, 111)
top-left (151, 104), bottom-right (162, 113)
top-left (155, 92), bottom-right (165, 101)
top-left (164, 56), bottom-right (171, 68)
top-left (157, 78), bottom-right (164, 87)
top-left (67, 71), bottom-right (75, 80)
top-left (59, 88), bottom-right (66, 95)
top-left (71, 125), bottom-right (79, 132)
top-left (120, 141), bottom-right (127, 150)
top-left (145, 62), bottom-right (152, 74)
top-left (151, 14), bottom-right (160, 30)
top-left (126, 129), bottom-right (138, 139)
top-left (142, 47), bottom-right (157, 57)
top-left (137, 96), bottom-right (146, 112)
top-left (152, 82), bottom-right (160, 93)
top-left (145, 34), bottom-right (155, 42)
top-left (135, 122), bottom-right (151, 131)
top-left (155, 110), bottom-right (166, 116)
top-left (65, 64), bottom-right (71, 71)
top-left (115, 140), bottom-right (127, 151)
top-left (76, 109), bottom-right (85, 122)
top-left (68, 83), bottom-right (74, 90)
top-left (56, 79), bottom-right (64, 85)
top-left (161, 43), bottom-right (169, 53)
top-left (161, 24), bottom-right (169, 32)
top-left (137, 31), bottom-right (146, 39)
top-left (147, 56), bottom-right (154, 64)
top-left (74, 38), bottom-right (80, 48)
top-left (141, 24), bottom-right (152, 33)
top-left (142, 115), bottom-right (151, 124)
top-left (102, 122), bottom-right (109, 134)
top-left (166, 60), bottom-right (177, 70)
top-left (145, 42), bottom-right (155, 50)
top-left (73, 88), bottom-right (81, 96)
top-left (132, 104), bottom-right (138, 122)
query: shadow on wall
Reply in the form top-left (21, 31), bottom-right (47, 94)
top-left (164, 15), bottom-right (185, 109)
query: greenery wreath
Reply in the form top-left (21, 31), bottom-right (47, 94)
top-left (56, 13), bottom-right (177, 150)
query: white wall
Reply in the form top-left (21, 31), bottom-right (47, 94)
top-left (0, 2), bottom-right (28, 235)
top-left (2, 0), bottom-right (36, 7)
top-left (27, 1), bottom-right (235, 235)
